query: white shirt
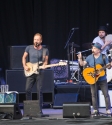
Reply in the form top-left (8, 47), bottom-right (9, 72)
top-left (92, 36), bottom-right (110, 55)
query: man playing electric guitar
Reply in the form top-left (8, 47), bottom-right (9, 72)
top-left (77, 42), bottom-right (112, 115)
top-left (22, 33), bottom-right (49, 116)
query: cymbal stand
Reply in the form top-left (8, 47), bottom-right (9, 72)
top-left (64, 28), bottom-right (78, 81)
top-left (70, 42), bottom-right (75, 81)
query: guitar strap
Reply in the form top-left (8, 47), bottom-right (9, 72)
top-left (93, 54), bottom-right (106, 70)
top-left (42, 47), bottom-right (47, 63)
top-left (102, 54), bottom-right (106, 66)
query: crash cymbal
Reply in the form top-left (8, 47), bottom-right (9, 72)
top-left (82, 43), bottom-right (93, 49)
top-left (69, 42), bottom-right (80, 47)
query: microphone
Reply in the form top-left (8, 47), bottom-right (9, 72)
top-left (76, 49), bottom-right (92, 54)
top-left (35, 43), bottom-right (39, 47)
top-left (71, 27), bottom-right (79, 30)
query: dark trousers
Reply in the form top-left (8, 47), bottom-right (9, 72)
top-left (25, 73), bottom-right (43, 112)
top-left (90, 80), bottom-right (111, 111)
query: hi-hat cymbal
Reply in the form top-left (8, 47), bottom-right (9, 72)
top-left (82, 43), bottom-right (92, 49)
top-left (69, 42), bottom-right (80, 47)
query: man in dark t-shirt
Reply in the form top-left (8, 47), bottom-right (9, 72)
top-left (22, 33), bottom-right (49, 115)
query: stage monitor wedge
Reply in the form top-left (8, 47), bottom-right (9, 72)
top-left (0, 103), bottom-right (22, 119)
top-left (63, 103), bottom-right (91, 118)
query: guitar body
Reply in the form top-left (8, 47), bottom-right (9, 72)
top-left (82, 64), bottom-right (105, 84)
top-left (24, 62), bottom-right (39, 77)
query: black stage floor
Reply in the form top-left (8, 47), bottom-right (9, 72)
top-left (0, 108), bottom-right (112, 125)
top-left (0, 118), bottom-right (112, 125)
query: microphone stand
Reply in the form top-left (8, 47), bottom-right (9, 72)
top-left (37, 45), bottom-right (49, 118)
top-left (64, 28), bottom-right (77, 81)
top-left (70, 42), bottom-right (75, 81)
top-left (36, 45), bottom-right (44, 117)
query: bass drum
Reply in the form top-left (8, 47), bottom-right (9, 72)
top-left (106, 68), bottom-right (112, 83)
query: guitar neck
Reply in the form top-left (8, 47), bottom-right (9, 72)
top-left (99, 63), bottom-right (110, 72)
top-left (39, 63), bottom-right (60, 69)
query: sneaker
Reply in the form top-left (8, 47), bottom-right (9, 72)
top-left (106, 109), bottom-right (112, 115)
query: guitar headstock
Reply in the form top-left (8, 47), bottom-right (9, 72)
top-left (58, 61), bottom-right (67, 66)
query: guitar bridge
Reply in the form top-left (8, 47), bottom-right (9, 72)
top-left (87, 72), bottom-right (95, 78)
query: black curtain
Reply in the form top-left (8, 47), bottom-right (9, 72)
top-left (0, 0), bottom-right (112, 74)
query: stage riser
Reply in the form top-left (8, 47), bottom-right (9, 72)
top-left (53, 93), bottom-right (79, 108)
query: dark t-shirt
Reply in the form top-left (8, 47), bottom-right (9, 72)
top-left (86, 54), bottom-right (108, 81)
top-left (25, 45), bottom-right (49, 63)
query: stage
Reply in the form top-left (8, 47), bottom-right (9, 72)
top-left (0, 108), bottom-right (112, 125)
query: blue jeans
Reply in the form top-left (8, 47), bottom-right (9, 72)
top-left (90, 80), bottom-right (111, 111)
top-left (25, 73), bottom-right (43, 112)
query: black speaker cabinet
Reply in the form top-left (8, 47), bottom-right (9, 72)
top-left (6, 70), bottom-right (37, 92)
top-left (8, 46), bottom-right (27, 69)
top-left (23, 100), bottom-right (40, 117)
top-left (63, 103), bottom-right (91, 118)
top-left (40, 69), bottom-right (54, 93)
top-left (6, 69), bottom-right (54, 104)
top-left (0, 103), bottom-right (22, 119)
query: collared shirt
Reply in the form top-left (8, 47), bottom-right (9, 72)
top-left (93, 36), bottom-right (110, 55)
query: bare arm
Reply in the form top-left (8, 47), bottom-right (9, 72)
top-left (43, 56), bottom-right (49, 65)
top-left (22, 52), bottom-right (29, 70)
top-left (77, 52), bottom-right (87, 66)
top-left (78, 58), bottom-right (87, 66)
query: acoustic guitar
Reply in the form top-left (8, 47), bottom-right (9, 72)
top-left (24, 61), bottom-right (67, 77)
top-left (82, 63), bottom-right (111, 84)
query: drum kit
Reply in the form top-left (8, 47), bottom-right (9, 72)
top-left (69, 42), bottom-right (92, 83)
top-left (69, 34), bottom-right (112, 83)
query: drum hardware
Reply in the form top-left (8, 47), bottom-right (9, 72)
top-left (82, 43), bottom-right (93, 49)
top-left (70, 68), bottom-right (85, 83)
top-left (109, 49), bottom-right (112, 58)
top-left (69, 42), bottom-right (80, 48)
top-left (70, 69), bottom-right (80, 82)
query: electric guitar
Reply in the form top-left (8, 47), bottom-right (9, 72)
top-left (24, 61), bottom-right (67, 77)
top-left (82, 63), bottom-right (111, 84)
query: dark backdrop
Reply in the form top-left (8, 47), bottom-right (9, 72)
top-left (0, 0), bottom-right (112, 75)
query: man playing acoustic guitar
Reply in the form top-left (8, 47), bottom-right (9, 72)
top-left (77, 42), bottom-right (111, 115)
